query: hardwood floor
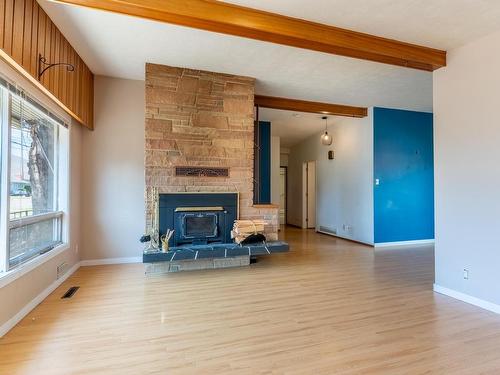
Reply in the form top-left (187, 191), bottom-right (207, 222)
top-left (1, 227), bottom-right (500, 374)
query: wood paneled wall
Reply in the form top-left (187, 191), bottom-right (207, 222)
top-left (0, 0), bottom-right (93, 129)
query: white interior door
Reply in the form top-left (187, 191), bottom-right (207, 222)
top-left (279, 167), bottom-right (286, 225)
top-left (302, 163), bottom-right (308, 228)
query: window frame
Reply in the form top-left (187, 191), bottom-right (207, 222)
top-left (0, 67), bottom-right (71, 279)
top-left (0, 88), bottom-right (10, 273)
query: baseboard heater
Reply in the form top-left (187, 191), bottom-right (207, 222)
top-left (318, 226), bottom-right (337, 235)
top-left (318, 226), bottom-right (374, 247)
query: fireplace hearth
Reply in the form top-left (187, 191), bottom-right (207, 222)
top-left (159, 193), bottom-right (238, 248)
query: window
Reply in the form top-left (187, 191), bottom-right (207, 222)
top-left (0, 79), bottom-right (69, 272)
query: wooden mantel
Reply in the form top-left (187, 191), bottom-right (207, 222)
top-left (0, 0), bottom-right (94, 129)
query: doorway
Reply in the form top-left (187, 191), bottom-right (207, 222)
top-left (279, 167), bottom-right (287, 225)
top-left (302, 161), bottom-right (316, 229)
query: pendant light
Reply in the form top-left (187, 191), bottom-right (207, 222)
top-left (320, 116), bottom-right (332, 146)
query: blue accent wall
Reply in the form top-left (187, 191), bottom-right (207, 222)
top-left (259, 121), bottom-right (271, 203)
top-left (374, 107), bottom-right (434, 243)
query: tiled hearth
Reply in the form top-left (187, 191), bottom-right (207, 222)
top-left (143, 241), bottom-right (289, 273)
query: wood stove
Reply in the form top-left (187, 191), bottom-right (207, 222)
top-left (159, 193), bottom-right (238, 247)
top-left (175, 207), bottom-right (223, 245)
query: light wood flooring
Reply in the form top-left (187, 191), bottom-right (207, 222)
top-left (2, 227), bottom-right (500, 374)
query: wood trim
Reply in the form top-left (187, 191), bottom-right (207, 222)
top-left (255, 95), bottom-right (367, 118)
top-left (53, 0), bottom-right (446, 71)
top-left (253, 204), bottom-right (279, 209)
top-left (3, 0), bottom-right (13, 55)
top-left (0, 48), bottom-right (86, 126)
top-left (0, 0), bottom-right (94, 129)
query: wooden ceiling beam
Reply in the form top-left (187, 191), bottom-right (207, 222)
top-left (52, 0), bottom-right (446, 71)
top-left (254, 95), bottom-right (367, 118)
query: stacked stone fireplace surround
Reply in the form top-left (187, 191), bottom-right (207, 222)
top-left (144, 63), bottom-right (279, 243)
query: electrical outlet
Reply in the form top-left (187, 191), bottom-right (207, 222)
top-left (463, 269), bottom-right (469, 280)
top-left (75, 244), bottom-right (79, 254)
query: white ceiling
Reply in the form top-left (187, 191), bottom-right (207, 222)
top-left (40, 0), bottom-right (433, 111)
top-left (224, 0), bottom-right (500, 50)
top-left (39, 1), bottom-right (500, 144)
top-left (260, 108), bottom-right (341, 148)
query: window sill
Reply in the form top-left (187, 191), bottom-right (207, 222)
top-left (0, 243), bottom-right (71, 289)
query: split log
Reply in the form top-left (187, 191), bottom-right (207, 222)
top-left (231, 220), bottom-right (267, 244)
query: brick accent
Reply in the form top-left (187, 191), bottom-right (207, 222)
top-left (145, 63), bottom-right (278, 240)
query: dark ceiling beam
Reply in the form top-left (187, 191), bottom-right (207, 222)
top-left (52, 0), bottom-right (446, 71)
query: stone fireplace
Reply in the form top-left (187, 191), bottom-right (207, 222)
top-left (145, 63), bottom-right (278, 242)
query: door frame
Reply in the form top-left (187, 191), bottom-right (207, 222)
top-left (279, 166), bottom-right (288, 225)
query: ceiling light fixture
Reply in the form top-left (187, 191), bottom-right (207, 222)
top-left (320, 116), bottom-right (332, 146)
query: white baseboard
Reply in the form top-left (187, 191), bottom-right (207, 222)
top-left (374, 239), bottom-right (434, 248)
top-left (0, 262), bottom-right (80, 338)
top-left (80, 257), bottom-right (142, 266)
top-left (433, 284), bottom-right (500, 314)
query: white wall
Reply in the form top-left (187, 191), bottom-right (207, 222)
top-left (434, 30), bottom-right (500, 308)
top-left (270, 136), bottom-right (281, 205)
top-left (288, 111), bottom-right (374, 244)
top-left (81, 76), bottom-right (145, 261)
top-left (280, 147), bottom-right (290, 167)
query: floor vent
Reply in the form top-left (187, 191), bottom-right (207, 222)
top-left (61, 286), bottom-right (80, 299)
